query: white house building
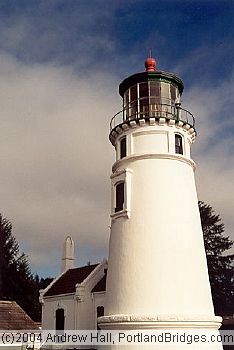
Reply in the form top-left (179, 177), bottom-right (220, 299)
top-left (40, 236), bottom-right (107, 331)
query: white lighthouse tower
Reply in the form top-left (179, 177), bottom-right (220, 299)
top-left (98, 56), bottom-right (223, 349)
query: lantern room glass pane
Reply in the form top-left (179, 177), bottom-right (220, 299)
top-left (149, 81), bottom-right (160, 115)
top-left (130, 85), bottom-right (137, 118)
top-left (124, 90), bottom-right (129, 106)
top-left (139, 82), bottom-right (149, 98)
top-left (130, 85), bottom-right (137, 101)
top-left (124, 89), bottom-right (129, 119)
top-left (161, 82), bottom-right (170, 104)
top-left (139, 82), bottom-right (149, 117)
top-left (149, 81), bottom-right (160, 97)
top-left (170, 85), bottom-right (177, 102)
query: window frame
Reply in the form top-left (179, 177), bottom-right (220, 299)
top-left (115, 181), bottom-right (125, 213)
top-left (120, 136), bottom-right (127, 159)
top-left (111, 168), bottom-right (132, 219)
top-left (175, 134), bottom-right (183, 155)
top-left (55, 308), bottom-right (65, 331)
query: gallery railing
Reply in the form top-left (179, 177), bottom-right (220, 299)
top-left (110, 98), bottom-right (195, 132)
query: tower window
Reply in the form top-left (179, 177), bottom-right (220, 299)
top-left (115, 182), bottom-right (124, 212)
top-left (120, 137), bottom-right (126, 158)
top-left (56, 308), bottom-right (65, 331)
top-left (111, 168), bottom-right (132, 219)
top-left (175, 134), bottom-right (183, 155)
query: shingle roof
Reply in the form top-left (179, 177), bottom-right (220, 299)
top-left (44, 264), bottom-right (99, 297)
top-left (0, 301), bottom-right (39, 330)
top-left (221, 316), bottom-right (234, 330)
top-left (91, 274), bottom-right (106, 293)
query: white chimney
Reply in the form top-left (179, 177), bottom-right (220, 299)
top-left (61, 236), bottom-right (75, 273)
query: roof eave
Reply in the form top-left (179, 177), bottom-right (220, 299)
top-left (119, 71), bottom-right (184, 96)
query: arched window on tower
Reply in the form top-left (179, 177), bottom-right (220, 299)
top-left (56, 308), bottom-right (65, 331)
top-left (115, 182), bottom-right (124, 212)
top-left (97, 306), bottom-right (104, 330)
top-left (175, 134), bottom-right (183, 155)
top-left (120, 137), bottom-right (127, 159)
top-left (111, 168), bottom-right (132, 219)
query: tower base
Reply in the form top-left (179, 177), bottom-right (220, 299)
top-left (98, 314), bottom-right (223, 349)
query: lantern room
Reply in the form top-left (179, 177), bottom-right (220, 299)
top-left (109, 56), bottom-right (195, 145)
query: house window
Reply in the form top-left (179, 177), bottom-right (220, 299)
top-left (115, 182), bottom-right (124, 212)
top-left (56, 308), bottom-right (65, 331)
top-left (175, 134), bottom-right (183, 155)
top-left (120, 137), bottom-right (126, 158)
top-left (97, 306), bottom-right (104, 330)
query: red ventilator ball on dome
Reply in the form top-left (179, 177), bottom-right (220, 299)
top-left (145, 56), bottom-right (157, 72)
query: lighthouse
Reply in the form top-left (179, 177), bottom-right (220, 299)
top-left (98, 56), bottom-right (223, 349)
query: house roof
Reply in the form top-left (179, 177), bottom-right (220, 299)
top-left (91, 274), bottom-right (106, 293)
top-left (44, 264), bottom-right (99, 297)
top-left (221, 316), bottom-right (234, 329)
top-left (0, 301), bottom-right (39, 330)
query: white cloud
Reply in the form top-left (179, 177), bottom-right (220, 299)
top-left (0, 53), bottom-right (120, 274)
top-left (184, 74), bottom-right (234, 251)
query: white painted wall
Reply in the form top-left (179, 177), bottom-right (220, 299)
top-left (41, 294), bottom-right (75, 330)
top-left (106, 123), bottom-right (214, 316)
top-left (133, 130), bottom-right (169, 154)
top-left (41, 261), bottom-right (107, 331)
top-left (76, 262), bottom-right (107, 329)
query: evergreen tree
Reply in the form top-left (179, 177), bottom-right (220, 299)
top-left (33, 274), bottom-right (53, 320)
top-left (34, 275), bottom-right (53, 291)
top-left (199, 201), bottom-right (234, 315)
top-left (0, 214), bottom-right (39, 320)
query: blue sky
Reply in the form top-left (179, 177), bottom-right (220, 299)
top-left (0, 0), bottom-right (233, 277)
top-left (0, 0), bottom-right (233, 82)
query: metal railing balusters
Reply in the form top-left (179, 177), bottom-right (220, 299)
top-left (110, 98), bottom-right (195, 132)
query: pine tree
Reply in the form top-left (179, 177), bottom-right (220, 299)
top-left (0, 214), bottom-right (38, 320)
top-left (199, 201), bottom-right (234, 315)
